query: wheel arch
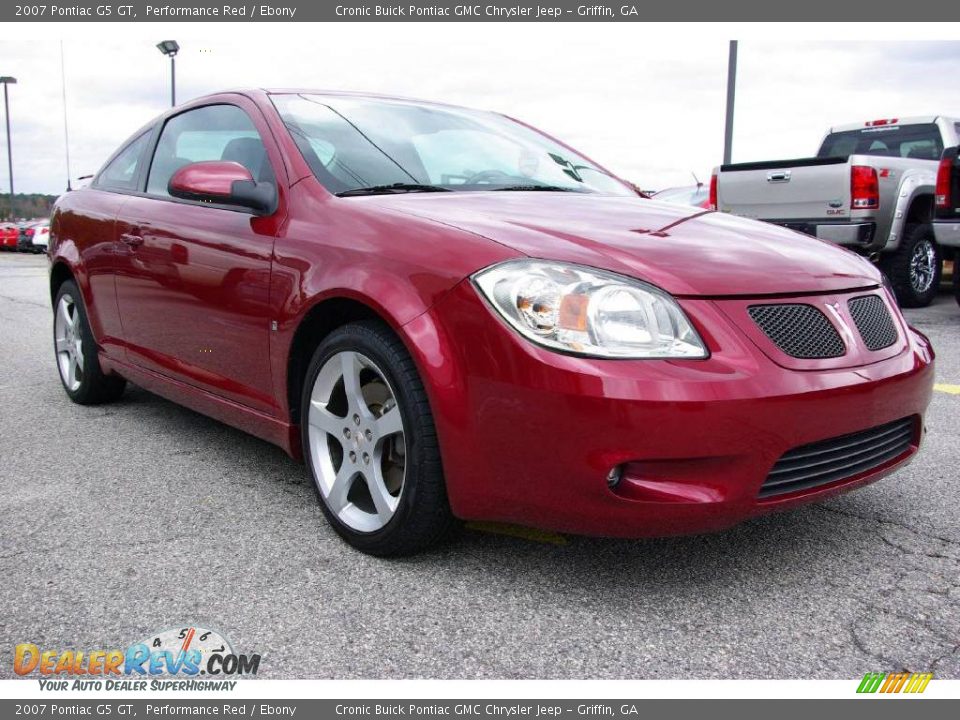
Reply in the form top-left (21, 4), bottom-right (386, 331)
top-left (887, 168), bottom-right (936, 249)
top-left (286, 294), bottom-right (400, 425)
top-left (50, 260), bottom-right (77, 303)
top-left (905, 193), bottom-right (935, 226)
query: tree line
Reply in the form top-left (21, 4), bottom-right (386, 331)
top-left (0, 194), bottom-right (59, 222)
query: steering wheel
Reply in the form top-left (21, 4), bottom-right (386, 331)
top-left (464, 169), bottom-right (516, 186)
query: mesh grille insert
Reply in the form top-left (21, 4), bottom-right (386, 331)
top-left (760, 417), bottom-right (915, 498)
top-left (748, 304), bottom-right (845, 359)
top-left (848, 295), bottom-right (898, 351)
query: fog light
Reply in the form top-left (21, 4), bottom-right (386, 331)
top-left (606, 465), bottom-right (623, 489)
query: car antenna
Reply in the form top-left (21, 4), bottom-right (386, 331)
top-left (691, 171), bottom-right (702, 189)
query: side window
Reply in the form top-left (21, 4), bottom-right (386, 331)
top-left (96, 132), bottom-right (151, 191)
top-left (146, 104), bottom-right (275, 197)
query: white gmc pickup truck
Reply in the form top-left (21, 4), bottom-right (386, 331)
top-left (714, 116), bottom-right (960, 307)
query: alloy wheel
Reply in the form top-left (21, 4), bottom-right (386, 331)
top-left (909, 239), bottom-right (936, 294)
top-left (54, 293), bottom-right (84, 392)
top-left (307, 350), bottom-right (407, 533)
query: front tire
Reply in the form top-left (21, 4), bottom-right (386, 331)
top-left (300, 321), bottom-right (454, 556)
top-left (881, 224), bottom-right (942, 308)
top-left (53, 280), bottom-right (126, 404)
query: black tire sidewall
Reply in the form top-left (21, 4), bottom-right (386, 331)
top-left (883, 224), bottom-right (941, 308)
top-left (953, 256), bottom-right (960, 307)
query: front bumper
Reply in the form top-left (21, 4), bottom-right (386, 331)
top-left (409, 280), bottom-right (935, 537)
top-left (933, 220), bottom-right (960, 249)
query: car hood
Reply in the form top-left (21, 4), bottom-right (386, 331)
top-left (366, 193), bottom-right (882, 297)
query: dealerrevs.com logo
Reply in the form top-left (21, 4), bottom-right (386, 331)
top-left (14, 626), bottom-right (261, 691)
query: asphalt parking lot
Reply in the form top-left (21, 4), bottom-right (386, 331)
top-left (0, 251), bottom-right (958, 680)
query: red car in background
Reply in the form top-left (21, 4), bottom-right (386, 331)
top-left (0, 222), bottom-right (18, 249)
top-left (48, 90), bottom-right (934, 556)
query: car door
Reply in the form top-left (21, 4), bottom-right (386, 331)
top-left (71, 129), bottom-right (154, 359)
top-left (113, 101), bottom-right (283, 415)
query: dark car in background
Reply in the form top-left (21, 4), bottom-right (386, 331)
top-left (19, 221), bottom-right (50, 253)
top-left (934, 145), bottom-right (960, 306)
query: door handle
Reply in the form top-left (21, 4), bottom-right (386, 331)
top-left (120, 233), bottom-right (144, 248)
top-left (766, 170), bottom-right (791, 183)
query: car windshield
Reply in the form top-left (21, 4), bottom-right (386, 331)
top-left (270, 94), bottom-right (634, 196)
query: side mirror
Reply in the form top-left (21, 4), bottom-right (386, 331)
top-left (168, 161), bottom-right (277, 216)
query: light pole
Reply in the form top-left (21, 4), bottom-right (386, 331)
top-left (723, 41), bottom-right (738, 166)
top-left (156, 40), bottom-right (180, 107)
top-left (0, 76), bottom-right (15, 220)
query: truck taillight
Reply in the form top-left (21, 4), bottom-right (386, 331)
top-left (850, 165), bottom-right (879, 209)
top-left (708, 171), bottom-right (717, 211)
top-left (936, 157), bottom-right (952, 209)
top-left (864, 118), bottom-right (898, 127)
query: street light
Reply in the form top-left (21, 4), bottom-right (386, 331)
top-left (0, 76), bottom-right (15, 221)
top-left (156, 40), bottom-right (180, 107)
top-left (723, 41), bottom-right (738, 166)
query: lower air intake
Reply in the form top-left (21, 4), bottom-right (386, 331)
top-left (760, 417), bottom-right (915, 498)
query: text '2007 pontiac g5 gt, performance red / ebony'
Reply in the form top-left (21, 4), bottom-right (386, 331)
top-left (49, 90), bottom-right (935, 555)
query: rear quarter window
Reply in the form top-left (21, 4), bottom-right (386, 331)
top-left (94, 131), bottom-right (151, 191)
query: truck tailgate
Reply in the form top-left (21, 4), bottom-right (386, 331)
top-left (717, 156), bottom-right (850, 220)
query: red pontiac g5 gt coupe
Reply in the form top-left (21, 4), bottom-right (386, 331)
top-left (49, 90), bottom-right (935, 555)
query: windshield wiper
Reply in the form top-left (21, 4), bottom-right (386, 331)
top-left (337, 183), bottom-right (452, 197)
top-left (491, 184), bottom-right (585, 192)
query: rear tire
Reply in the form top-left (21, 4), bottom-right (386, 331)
top-left (881, 224), bottom-right (941, 308)
top-left (53, 280), bottom-right (126, 405)
top-left (300, 320), bottom-right (454, 556)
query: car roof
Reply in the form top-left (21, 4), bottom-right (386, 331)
top-left (239, 88), bottom-right (485, 114)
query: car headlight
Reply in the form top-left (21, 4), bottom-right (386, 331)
top-left (472, 260), bottom-right (707, 359)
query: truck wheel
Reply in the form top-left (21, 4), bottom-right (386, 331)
top-left (954, 258), bottom-right (960, 308)
top-left (881, 224), bottom-right (941, 308)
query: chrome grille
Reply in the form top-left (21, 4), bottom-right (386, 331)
top-left (748, 304), bottom-right (845, 359)
top-left (760, 417), bottom-right (915, 498)
top-left (848, 295), bottom-right (898, 351)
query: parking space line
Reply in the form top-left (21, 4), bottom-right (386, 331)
top-left (934, 384), bottom-right (960, 395)
top-left (466, 521), bottom-right (568, 546)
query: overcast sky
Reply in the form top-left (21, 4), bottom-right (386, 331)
top-left (3, 26), bottom-right (960, 195)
